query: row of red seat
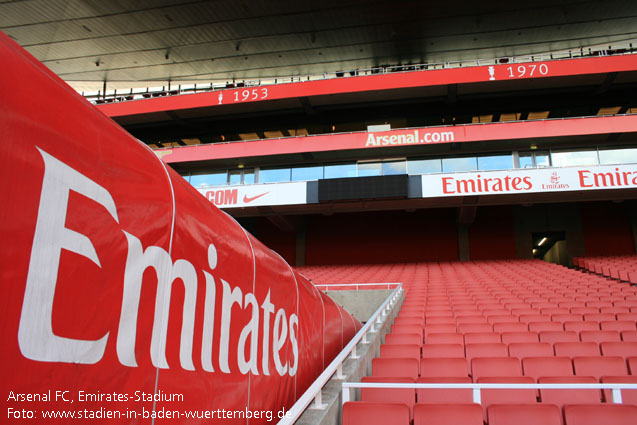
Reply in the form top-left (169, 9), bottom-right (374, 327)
top-left (343, 402), bottom-right (636, 425)
top-left (381, 340), bottom-right (637, 360)
top-left (372, 355), bottom-right (636, 380)
top-left (574, 255), bottom-right (637, 283)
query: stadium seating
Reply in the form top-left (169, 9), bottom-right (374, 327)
top-left (538, 376), bottom-right (602, 407)
top-left (415, 377), bottom-right (473, 403)
top-left (563, 404), bottom-right (637, 425)
top-left (487, 404), bottom-right (562, 425)
top-left (307, 259), bottom-right (637, 425)
top-left (572, 356), bottom-right (628, 380)
top-left (522, 356), bottom-right (574, 380)
top-left (342, 401), bottom-right (410, 425)
top-left (414, 403), bottom-right (483, 425)
top-left (360, 377), bottom-right (416, 420)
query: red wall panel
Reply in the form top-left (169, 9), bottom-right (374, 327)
top-left (469, 206), bottom-right (517, 260)
top-left (581, 202), bottom-right (635, 256)
top-left (305, 209), bottom-right (459, 265)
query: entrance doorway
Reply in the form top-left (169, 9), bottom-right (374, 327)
top-left (532, 231), bottom-right (568, 266)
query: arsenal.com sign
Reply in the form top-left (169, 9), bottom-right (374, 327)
top-left (421, 164), bottom-right (637, 198)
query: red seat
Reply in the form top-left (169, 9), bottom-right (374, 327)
top-left (520, 314), bottom-right (552, 324)
top-left (416, 377), bottom-right (473, 403)
top-left (420, 357), bottom-right (469, 378)
top-left (392, 324), bottom-right (424, 341)
top-left (629, 357), bottom-right (637, 374)
top-left (380, 344), bottom-right (421, 358)
top-left (529, 322), bottom-right (564, 332)
top-left (601, 321), bottom-right (637, 332)
top-left (464, 332), bottom-right (501, 344)
top-left (508, 342), bottom-right (553, 359)
top-left (522, 356), bottom-right (574, 380)
top-left (426, 332), bottom-right (464, 345)
top-left (617, 313), bottom-right (637, 322)
top-left (394, 317), bottom-right (424, 327)
top-left (563, 404), bottom-right (637, 425)
top-left (564, 321), bottom-right (599, 332)
top-left (552, 314), bottom-right (583, 323)
top-left (571, 307), bottom-right (599, 315)
top-left (424, 324), bottom-right (457, 339)
top-left (600, 375), bottom-right (637, 404)
top-left (538, 376), bottom-right (601, 407)
top-left (599, 342), bottom-right (637, 360)
top-left (413, 403), bottom-right (483, 425)
top-left (502, 331), bottom-right (539, 344)
top-left (385, 333), bottom-right (421, 345)
top-left (372, 357), bottom-right (419, 378)
top-left (488, 403), bottom-right (562, 425)
top-left (458, 323), bottom-right (493, 333)
top-left (478, 377), bottom-right (537, 420)
top-left (573, 356), bottom-right (628, 380)
top-left (494, 323), bottom-right (529, 333)
top-left (421, 343), bottom-right (464, 358)
top-left (425, 316), bottom-right (456, 325)
top-left (553, 342), bottom-right (600, 358)
top-left (584, 313), bottom-right (616, 322)
top-left (472, 357), bottom-right (522, 381)
top-left (622, 331), bottom-right (637, 342)
top-left (539, 331), bottom-right (579, 344)
top-left (361, 377), bottom-right (416, 421)
top-left (342, 401), bottom-right (410, 425)
top-left (465, 343), bottom-right (508, 372)
top-left (580, 330), bottom-right (621, 344)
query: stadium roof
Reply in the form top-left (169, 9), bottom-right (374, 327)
top-left (2, 0), bottom-right (637, 91)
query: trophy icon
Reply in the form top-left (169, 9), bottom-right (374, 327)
top-left (488, 66), bottom-right (495, 81)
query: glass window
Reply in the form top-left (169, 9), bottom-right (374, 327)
top-left (228, 170), bottom-right (242, 185)
top-left (259, 167), bottom-right (291, 183)
top-left (382, 160), bottom-right (407, 175)
top-left (599, 148), bottom-right (637, 165)
top-left (243, 169), bottom-right (255, 184)
top-left (181, 174), bottom-right (191, 183)
top-left (408, 158), bottom-right (442, 174)
top-left (551, 150), bottom-right (598, 167)
top-left (442, 157), bottom-right (477, 172)
top-left (190, 172), bottom-right (227, 188)
top-left (478, 154), bottom-right (513, 170)
top-left (358, 162), bottom-right (382, 177)
top-left (519, 152), bottom-right (534, 168)
top-left (292, 165), bottom-right (323, 181)
top-left (535, 151), bottom-right (550, 167)
top-left (324, 163), bottom-right (357, 179)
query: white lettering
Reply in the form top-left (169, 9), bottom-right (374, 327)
top-left (18, 148), bottom-right (117, 364)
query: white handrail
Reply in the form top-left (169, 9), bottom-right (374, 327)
top-left (316, 282), bottom-right (400, 291)
top-left (276, 283), bottom-right (403, 425)
top-left (342, 382), bottom-right (637, 405)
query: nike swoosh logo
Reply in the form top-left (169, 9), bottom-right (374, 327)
top-left (243, 192), bottom-right (270, 203)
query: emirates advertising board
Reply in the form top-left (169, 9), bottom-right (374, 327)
top-left (421, 164), bottom-right (637, 197)
top-left (0, 32), bottom-right (360, 424)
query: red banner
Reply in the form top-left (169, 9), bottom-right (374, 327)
top-left (97, 54), bottom-right (637, 118)
top-left (0, 31), bottom-right (359, 424)
top-left (158, 115), bottom-right (637, 164)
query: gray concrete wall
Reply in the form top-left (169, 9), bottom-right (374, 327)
top-left (294, 291), bottom-right (403, 425)
top-left (325, 289), bottom-right (394, 322)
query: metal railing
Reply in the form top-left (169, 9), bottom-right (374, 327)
top-left (342, 382), bottom-right (637, 405)
top-left (315, 282), bottom-right (401, 291)
top-left (82, 42), bottom-right (636, 104)
top-left (276, 283), bottom-right (403, 425)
